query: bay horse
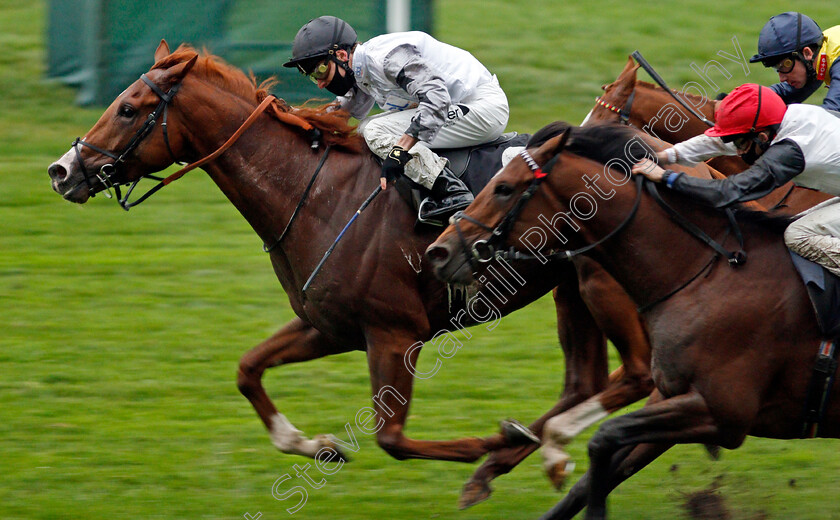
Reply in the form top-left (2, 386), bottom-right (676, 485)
top-left (586, 56), bottom-right (832, 213)
top-left (426, 122), bottom-right (837, 520)
top-left (46, 41), bottom-right (662, 501)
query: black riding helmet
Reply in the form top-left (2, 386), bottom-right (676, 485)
top-left (283, 16), bottom-right (358, 75)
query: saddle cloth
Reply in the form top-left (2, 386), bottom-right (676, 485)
top-left (790, 251), bottom-right (840, 337)
top-left (436, 132), bottom-right (530, 194)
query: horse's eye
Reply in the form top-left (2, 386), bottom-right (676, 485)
top-left (494, 183), bottom-right (514, 197)
top-left (118, 105), bottom-right (137, 119)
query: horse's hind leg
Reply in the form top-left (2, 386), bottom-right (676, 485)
top-left (578, 390), bottom-right (728, 520)
top-left (461, 269), bottom-right (609, 509)
top-left (237, 317), bottom-right (358, 458)
top-left (362, 327), bottom-right (514, 462)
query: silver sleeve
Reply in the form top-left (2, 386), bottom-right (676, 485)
top-left (337, 87), bottom-right (376, 120)
top-left (383, 44), bottom-right (451, 143)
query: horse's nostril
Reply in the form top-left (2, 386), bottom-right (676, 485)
top-left (425, 244), bottom-right (451, 265)
top-left (48, 163), bottom-right (67, 182)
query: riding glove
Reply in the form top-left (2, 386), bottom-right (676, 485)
top-left (381, 145), bottom-right (413, 183)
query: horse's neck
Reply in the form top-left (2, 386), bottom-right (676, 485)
top-left (178, 89), bottom-right (355, 247)
top-left (545, 174), bottom-right (742, 308)
top-left (636, 85), bottom-right (713, 142)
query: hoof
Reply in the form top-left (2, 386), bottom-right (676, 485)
top-left (500, 419), bottom-right (540, 445)
top-left (314, 434), bottom-right (352, 462)
top-left (704, 444), bottom-right (722, 461)
top-left (459, 478), bottom-right (492, 509)
top-left (542, 445), bottom-right (575, 491)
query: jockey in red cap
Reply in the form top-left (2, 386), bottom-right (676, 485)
top-left (633, 83), bottom-right (840, 276)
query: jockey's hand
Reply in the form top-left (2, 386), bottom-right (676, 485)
top-left (632, 158), bottom-right (667, 182)
top-left (380, 145), bottom-right (412, 189)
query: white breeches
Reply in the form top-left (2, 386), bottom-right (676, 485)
top-left (785, 199), bottom-right (840, 277)
top-left (358, 77), bottom-right (509, 189)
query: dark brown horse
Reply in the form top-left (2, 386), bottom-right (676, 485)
top-left (586, 56), bottom-right (831, 213)
top-left (47, 42), bottom-right (668, 504)
top-left (426, 122), bottom-right (837, 520)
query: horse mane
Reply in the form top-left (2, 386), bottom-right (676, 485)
top-left (153, 45), bottom-right (365, 153)
top-left (528, 121), bottom-right (654, 168)
top-left (528, 121), bottom-right (795, 233)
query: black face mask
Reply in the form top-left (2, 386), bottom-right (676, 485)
top-left (739, 137), bottom-right (770, 165)
top-left (325, 57), bottom-right (356, 96)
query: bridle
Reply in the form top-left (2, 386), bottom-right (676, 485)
top-left (594, 90), bottom-right (636, 126)
top-left (72, 74), bottom-right (187, 210)
top-left (71, 69), bottom-right (321, 211)
top-left (449, 139), bottom-right (747, 312)
top-left (449, 141), bottom-right (645, 273)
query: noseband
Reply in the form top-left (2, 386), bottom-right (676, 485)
top-left (450, 147), bottom-right (645, 272)
top-left (72, 74), bottom-right (184, 210)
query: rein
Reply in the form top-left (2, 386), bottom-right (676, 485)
top-left (72, 71), bottom-right (321, 211)
top-left (451, 143), bottom-right (645, 270)
top-left (450, 142), bottom-right (749, 312)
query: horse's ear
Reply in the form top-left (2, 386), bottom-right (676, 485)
top-left (164, 54), bottom-right (198, 82)
top-left (625, 55), bottom-right (641, 76)
top-left (155, 40), bottom-right (171, 63)
top-left (534, 129), bottom-right (571, 163)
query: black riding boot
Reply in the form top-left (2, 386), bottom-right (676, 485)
top-left (417, 168), bottom-right (474, 225)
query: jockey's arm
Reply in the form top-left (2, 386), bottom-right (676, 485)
top-left (822, 59), bottom-right (840, 112)
top-left (664, 134), bottom-right (739, 166)
top-left (770, 77), bottom-right (823, 105)
top-left (336, 88), bottom-right (375, 120)
top-left (664, 140), bottom-right (805, 208)
top-left (383, 44), bottom-right (452, 145)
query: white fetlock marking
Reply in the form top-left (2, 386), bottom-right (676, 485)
top-left (541, 443), bottom-right (573, 478)
top-left (545, 397), bottom-right (609, 445)
top-left (270, 413), bottom-right (321, 458)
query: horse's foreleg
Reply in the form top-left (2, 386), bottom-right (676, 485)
top-left (461, 269), bottom-right (609, 508)
top-left (237, 317), bottom-right (357, 458)
top-left (539, 441), bottom-right (673, 520)
top-left (541, 259), bottom-right (656, 489)
top-left (363, 328), bottom-right (509, 462)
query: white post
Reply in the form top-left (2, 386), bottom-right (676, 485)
top-left (386, 0), bottom-right (411, 33)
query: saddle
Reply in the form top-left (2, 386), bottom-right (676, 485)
top-left (437, 132), bottom-right (530, 193)
top-left (394, 132), bottom-right (531, 218)
top-left (790, 252), bottom-right (840, 337)
top-left (789, 251), bottom-right (840, 437)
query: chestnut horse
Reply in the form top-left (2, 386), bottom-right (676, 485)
top-left (47, 41), bottom-right (667, 503)
top-left (426, 122), bottom-right (837, 520)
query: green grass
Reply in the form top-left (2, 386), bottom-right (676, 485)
top-left (4, 0), bottom-right (840, 519)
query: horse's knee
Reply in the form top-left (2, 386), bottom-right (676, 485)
top-left (588, 421), bottom-right (622, 457)
top-left (375, 429), bottom-right (408, 460)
